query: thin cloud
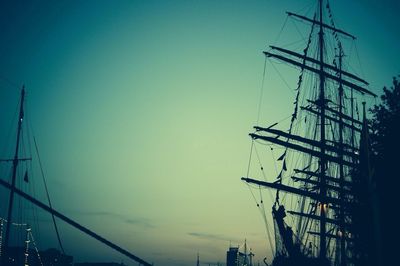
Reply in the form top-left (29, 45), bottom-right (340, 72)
top-left (124, 218), bottom-right (154, 228)
top-left (72, 210), bottom-right (155, 228)
top-left (188, 232), bottom-right (238, 242)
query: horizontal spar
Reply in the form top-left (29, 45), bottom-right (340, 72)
top-left (254, 126), bottom-right (358, 159)
top-left (300, 106), bottom-right (362, 133)
top-left (293, 168), bottom-right (353, 188)
top-left (291, 176), bottom-right (352, 193)
top-left (0, 178), bottom-right (152, 266)
top-left (269, 45), bottom-right (368, 85)
top-left (249, 133), bottom-right (356, 167)
top-left (307, 99), bottom-right (363, 126)
top-left (287, 210), bottom-right (343, 226)
top-left (241, 177), bottom-right (344, 206)
top-left (308, 231), bottom-right (354, 241)
top-left (264, 51), bottom-right (377, 97)
top-left (286, 11), bottom-right (356, 39)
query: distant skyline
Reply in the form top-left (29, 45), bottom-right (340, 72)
top-left (0, 1), bottom-right (399, 265)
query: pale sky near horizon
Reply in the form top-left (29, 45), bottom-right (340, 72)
top-left (0, 1), bottom-right (399, 265)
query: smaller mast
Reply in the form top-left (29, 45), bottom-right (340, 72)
top-left (0, 89), bottom-right (153, 265)
top-left (244, 239), bottom-right (247, 265)
top-left (3, 87), bottom-right (25, 265)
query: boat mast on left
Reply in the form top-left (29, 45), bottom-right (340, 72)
top-left (2, 87), bottom-right (29, 265)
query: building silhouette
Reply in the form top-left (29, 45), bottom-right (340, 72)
top-left (226, 247), bottom-right (245, 266)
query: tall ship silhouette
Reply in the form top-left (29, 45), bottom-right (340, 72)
top-left (241, 1), bottom-right (380, 266)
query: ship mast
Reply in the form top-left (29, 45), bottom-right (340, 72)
top-left (337, 44), bottom-right (347, 266)
top-left (2, 87), bottom-right (25, 265)
top-left (242, 0), bottom-right (378, 264)
top-left (317, 0), bottom-right (327, 259)
top-left (0, 88), bottom-right (153, 266)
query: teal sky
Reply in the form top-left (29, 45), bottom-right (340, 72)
top-left (0, 1), bottom-right (399, 265)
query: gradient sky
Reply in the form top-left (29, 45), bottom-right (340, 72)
top-left (0, 1), bottom-right (399, 265)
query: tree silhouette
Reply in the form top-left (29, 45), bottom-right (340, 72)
top-left (369, 75), bottom-right (400, 265)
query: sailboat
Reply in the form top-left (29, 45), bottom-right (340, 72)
top-left (241, 1), bottom-right (380, 266)
top-left (0, 88), bottom-right (152, 265)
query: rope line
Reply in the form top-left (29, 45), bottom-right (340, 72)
top-left (268, 60), bottom-right (295, 94)
top-left (29, 231), bottom-right (44, 266)
top-left (273, 15), bottom-right (289, 46)
top-left (33, 135), bottom-right (65, 254)
top-left (256, 57), bottom-right (268, 125)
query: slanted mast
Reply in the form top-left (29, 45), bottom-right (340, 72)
top-left (242, 0), bottom-right (376, 265)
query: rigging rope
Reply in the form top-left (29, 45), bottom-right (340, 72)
top-left (269, 147), bottom-right (279, 177)
top-left (0, 75), bottom-right (20, 90)
top-left (0, 219), bottom-right (3, 257)
top-left (245, 140), bottom-right (276, 256)
top-left (256, 57), bottom-right (268, 125)
top-left (273, 12), bottom-right (317, 205)
top-left (24, 226), bottom-right (31, 266)
top-left (268, 59), bottom-right (295, 95)
top-left (258, 192), bottom-right (275, 256)
top-left (289, 12), bottom-right (317, 133)
top-left (253, 145), bottom-right (274, 202)
top-left (33, 136), bottom-right (65, 254)
top-left (273, 15), bottom-right (289, 46)
top-left (245, 10), bottom-right (321, 260)
top-left (26, 115), bottom-right (42, 251)
top-left (245, 140), bottom-right (260, 206)
top-left (354, 42), bottom-right (366, 82)
top-left (291, 18), bottom-right (306, 42)
top-left (246, 140), bottom-right (255, 179)
top-left (29, 230), bottom-right (44, 266)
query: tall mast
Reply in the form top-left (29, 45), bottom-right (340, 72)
top-left (3, 87), bottom-right (25, 264)
top-left (243, 1), bottom-right (376, 264)
top-left (337, 44), bottom-right (347, 266)
top-left (318, 0), bottom-right (327, 259)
